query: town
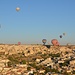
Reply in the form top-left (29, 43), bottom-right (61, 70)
top-left (0, 44), bottom-right (75, 75)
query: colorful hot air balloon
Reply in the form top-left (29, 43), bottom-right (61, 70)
top-left (51, 39), bottom-right (60, 46)
top-left (16, 7), bottom-right (20, 11)
top-left (42, 39), bottom-right (47, 45)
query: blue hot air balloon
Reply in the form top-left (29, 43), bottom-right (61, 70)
top-left (42, 39), bottom-right (47, 45)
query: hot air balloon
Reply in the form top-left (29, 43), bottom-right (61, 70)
top-left (18, 42), bottom-right (21, 45)
top-left (51, 39), bottom-right (60, 46)
top-left (42, 39), bottom-right (47, 45)
top-left (63, 33), bottom-right (66, 36)
top-left (16, 7), bottom-right (20, 11)
top-left (60, 35), bottom-right (62, 38)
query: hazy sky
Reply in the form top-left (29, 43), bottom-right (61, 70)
top-left (0, 0), bottom-right (75, 45)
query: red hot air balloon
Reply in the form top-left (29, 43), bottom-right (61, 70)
top-left (18, 42), bottom-right (21, 45)
top-left (51, 39), bottom-right (60, 46)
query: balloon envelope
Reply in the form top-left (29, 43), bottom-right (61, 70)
top-left (60, 35), bottom-right (62, 38)
top-left (42, 39), bottom-right (47, 45)
top-left (18, 42), bottom-right (21, 45)
top-left (63, 33), bottom-right (65, 36)
top-left (51, 39), bottom-right (60, 46)
top-left (16, 7), bottom-right (20, 11)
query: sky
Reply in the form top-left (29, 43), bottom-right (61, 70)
top-left (0, 0), bottom-right (75, 45)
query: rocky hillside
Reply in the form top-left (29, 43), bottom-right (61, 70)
top-left (0, 44), bottom-right (75, 75)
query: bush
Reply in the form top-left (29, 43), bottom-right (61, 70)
top-left (27, 67), bottom-right (31, 71)
top-left (49, 53), bottom-right (60, 57)
top-left (7, 61), bottom-right (12, 67)
top-left (21, 60), bottom-right (26, 64)
top-left (8, 56), bottom-right (19, 64)
top-left (45, 67), bottom-right (59, 74)
top-left (29, 63), bottom-right (37, 68)
top-left (35, 65), bottom-right (45, 70)
top-left (72, 70), bottom-right (75, 74)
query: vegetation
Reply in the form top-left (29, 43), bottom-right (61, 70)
top-left (7, 61), bottom-right (12, 67)
top-left (63, 72), bottom-right (71, 75)
top-left (4, 50), bottom-right (72, 74)
top-left (8, 56), bottom-right (19, 64)
top-left (45, 67), bottom-right (59, 74)
top-left (41, 53), bottom-right (50, 59)
top-left (72, 70), bottom-right (75, 74)
top-left (59, 59), bottom-right (70, 67)
top-left (27, 67), bottom-right (31, 71)
top-left (49, 53), bottom-right (60, 57)
top-left (20, 60), bottom-right (26, 64)
top-left (7, 53), bottom-right (27, 66)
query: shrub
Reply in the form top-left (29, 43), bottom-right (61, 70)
top-left (7, 61), bottom-right (12, 67)
top-left (21, 60), bottom-right (26, 64)
top-left (49, 53), bottom-right (60, 57)
top-left (8, 56), bottom-right (19, 64)
top-left (29, 63), bottom-right (37, 68)
top-left (27, 67), bottom-right (31, 71)
top-left (72, 70), bottom-right (75, 74)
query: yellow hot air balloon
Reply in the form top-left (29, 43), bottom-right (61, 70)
top-left (16, 7), bottom-right (20, 11)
